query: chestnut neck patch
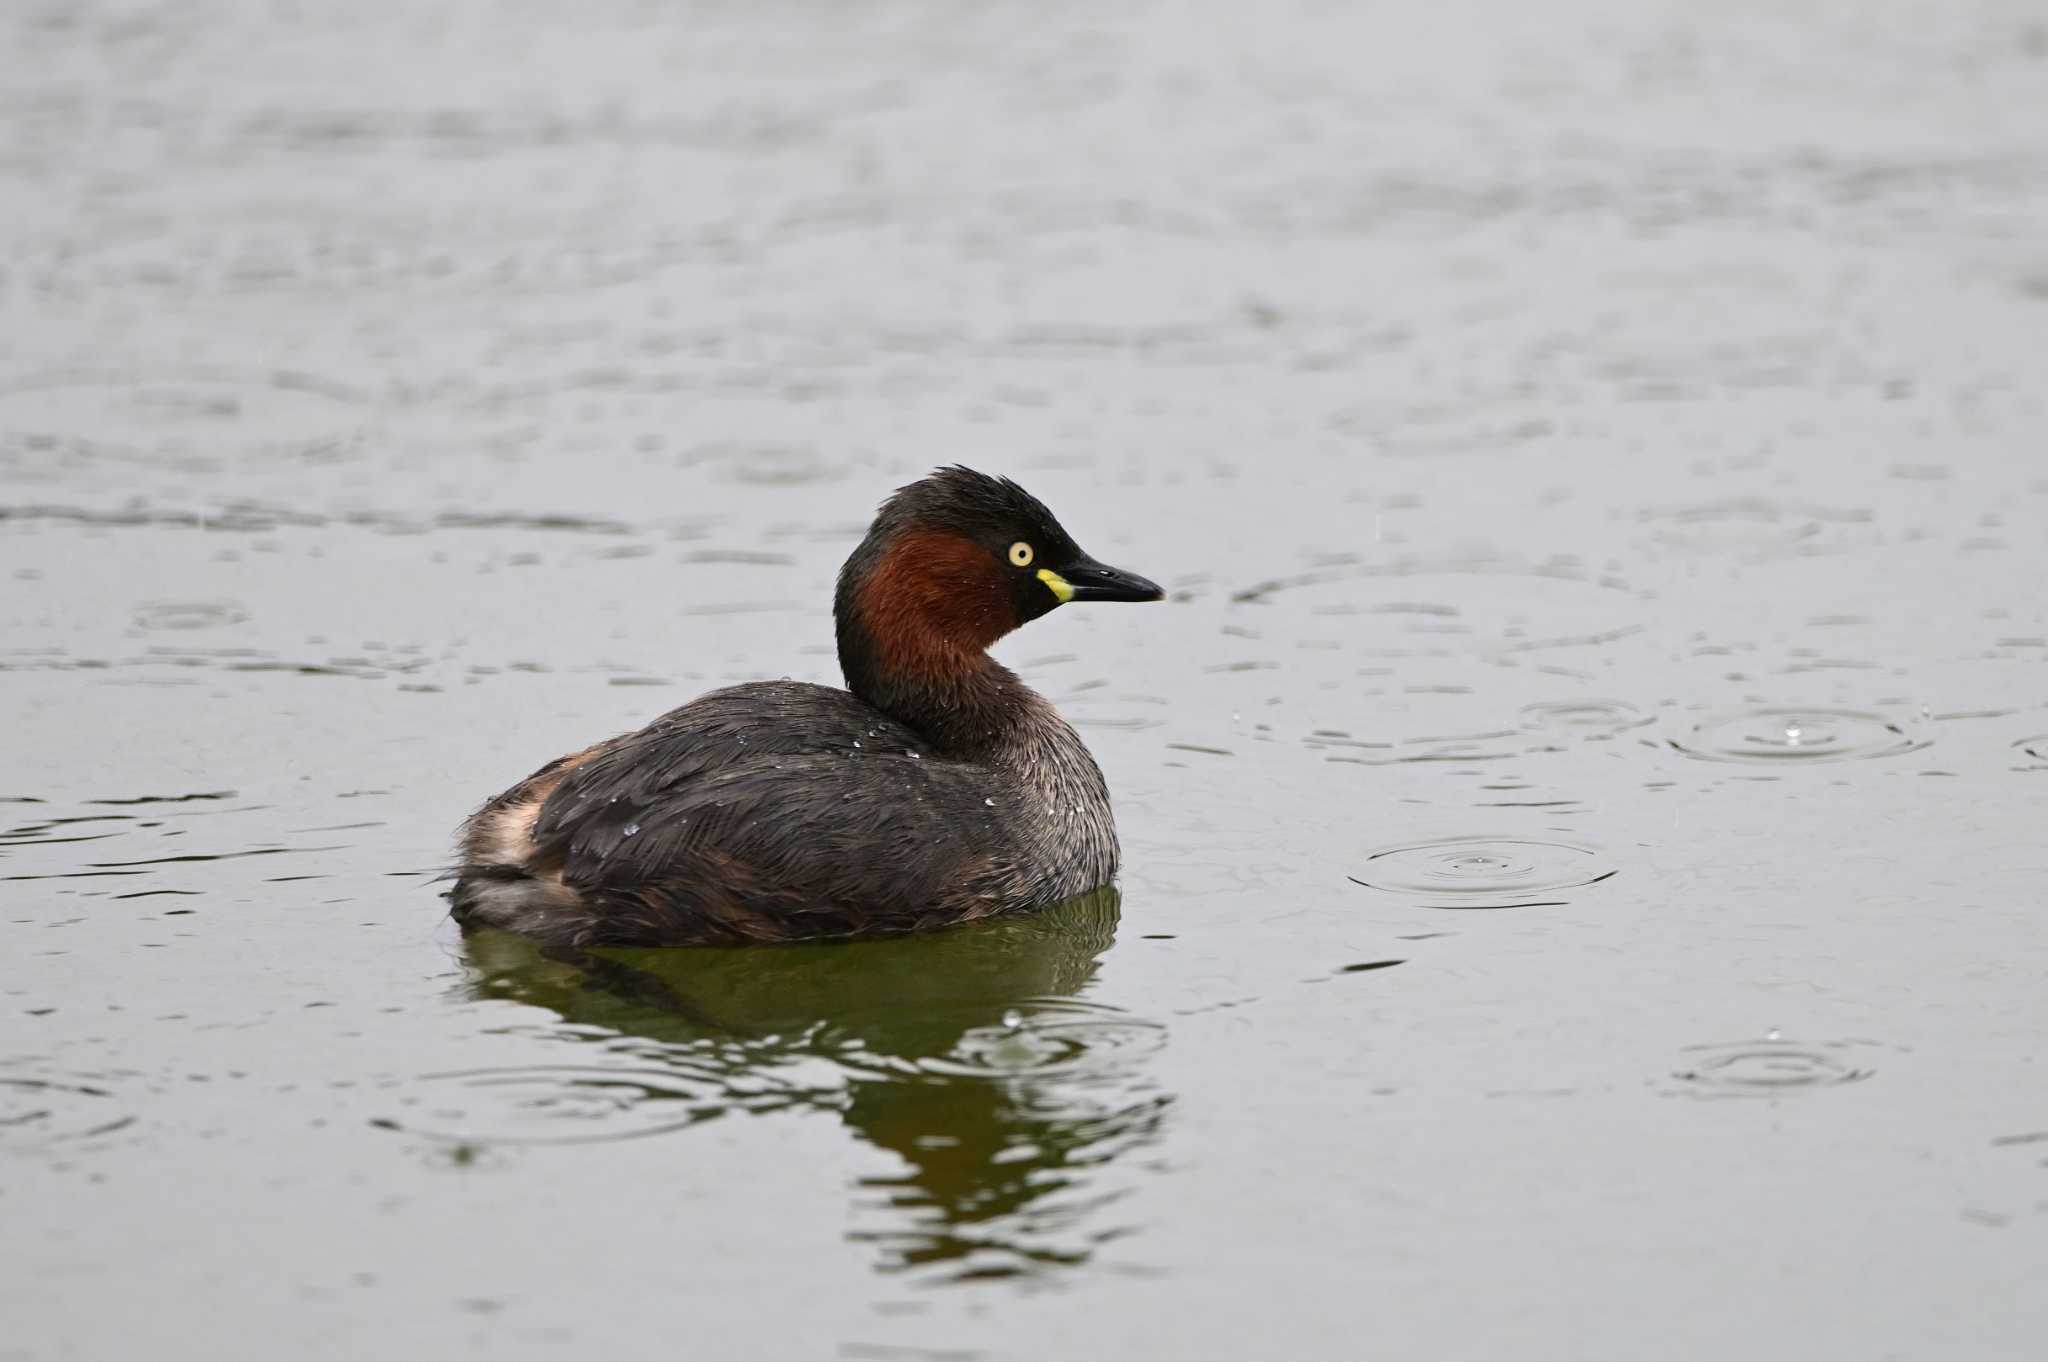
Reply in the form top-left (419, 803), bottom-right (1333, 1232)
top-left (854, 529), bottom-right (1017, 682)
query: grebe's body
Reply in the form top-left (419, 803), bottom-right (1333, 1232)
top-left (451, 467), bottom-right (1160, 947)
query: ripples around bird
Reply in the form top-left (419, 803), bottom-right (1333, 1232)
top-left (390, 889), bottom-right (1170, 1283)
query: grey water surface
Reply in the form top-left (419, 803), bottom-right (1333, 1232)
top-left (4, 2), bottom-right (2047, 1359)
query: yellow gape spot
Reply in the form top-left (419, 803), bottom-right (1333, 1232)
top-left (1036, 568), bottom-right (1074, 603)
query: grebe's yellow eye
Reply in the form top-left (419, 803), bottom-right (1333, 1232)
top-left (1008, 541), bottom-right (1034, 567)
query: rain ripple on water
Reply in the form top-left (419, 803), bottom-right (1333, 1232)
top-left (1671, 1040), bottom-right (1875, 1097)
top-left (1665, 707), bottom-right (1928, 765)
top-left (373, 1051), bottom-right (840, 1146)
top-left (1349, 837), bottom-right (1615, 909)
top-left (1520, 699), bottom-right (1653, 742)
top-left (828, 998), bottom-right (1166, 1085)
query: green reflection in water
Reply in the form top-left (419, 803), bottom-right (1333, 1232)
top-left (455, 888), bottom-right (1170, 1283)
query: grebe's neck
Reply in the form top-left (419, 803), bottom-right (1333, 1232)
top-left (837, 632), bottom-right (1041, 756)
top-left (833, 527), bottom-right (1035, 756)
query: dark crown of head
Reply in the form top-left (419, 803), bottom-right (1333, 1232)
top-left (878, 465), bottom-right (1076, 552)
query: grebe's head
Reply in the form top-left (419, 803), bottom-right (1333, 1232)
top-left (835, 466), bottom-right (1162, 688)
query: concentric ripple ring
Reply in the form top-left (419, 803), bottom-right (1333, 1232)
top-left (826, 999), bottom-right (1166, 1085)
top-left (1349, 836), bottom-right (1615, 908)
top-left (1672, 1042), bottom-right (1873, 1096)
top-left (1667, 707), bottom-right (1927, 764)
top-left (377, 1061), bottom-right (802, 1146)
top-left (1520, 699), bottom-right (1653, 742)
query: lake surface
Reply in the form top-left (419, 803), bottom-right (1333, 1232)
top-left (5, 2), bottom-right (2047, 1358)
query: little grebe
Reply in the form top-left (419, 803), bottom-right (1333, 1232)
top-left (451, 466), bottom-right (1162, 946)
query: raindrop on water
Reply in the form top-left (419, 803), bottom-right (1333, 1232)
top-left (1666, 707), bottom-right (1927, 765)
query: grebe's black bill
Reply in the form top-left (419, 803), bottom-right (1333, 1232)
top-left (1039, 556), bottom-right (1163, 604)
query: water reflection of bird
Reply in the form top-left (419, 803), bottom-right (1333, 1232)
top-left (451, 467), bottom-right (1163, 946)
top-left (455, 888), bottom-right (1171, 1282)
